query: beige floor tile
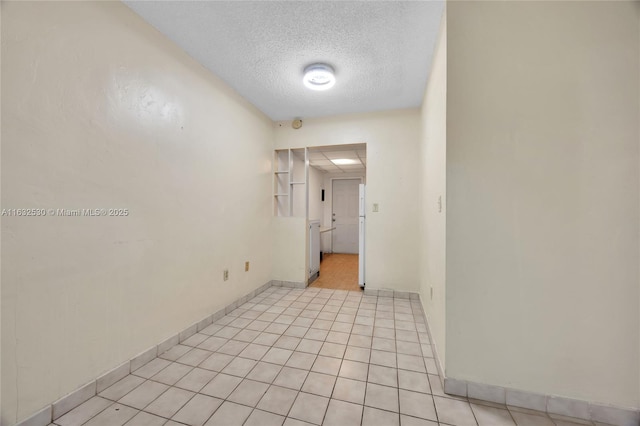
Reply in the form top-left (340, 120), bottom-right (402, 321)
top-left (257, 385), bottom-right (299, 416)
top-left (304, 328), bottom-right (329, 341)
top-left (159, 345), bottom-right (192, 361)
top-left (99, 375), bottom-right (145, 402)
top-left (319, 342), bottom-right (346, 358)
top-left (471, 403), bottom-right (515, 426)
top-left (197, 336), bottom-right (228, 352)
top-left (174, 368), bottom-right (216, 392)
top-left (182, 333), bottom-right (209, 347)
top-left (396, 354), bottom-right (426, 373)
top-left (398, 369), bottom-right (430, 394)
top-left (203, 401), bottom-right (252, 426)
top-left (344, 346), bottom-right (371, 363)
top-left (399, 389), bottom-right (437, 422)
top-left (221, 357), bottom-right (257, 378)
top-left (284, 325), bottom-right (309, 338)
top-left (55, 396), bottom-right (112, 426)
top-left (433, 395), bottom-right (477, 426)
top-left (326, 331), bottom-right (350, 345)
top-left (199, 352), bottom-right (234, 372)
top-left (234, 329), bottom-right (261, 343)
top-left (365, 383), bottom-right (399, 413)
top-left (177, 348), bottom-right (213, 367)
top-left (150, 362), bottom-right (192, 386)
top-left (311, 355), bottom-right (342, 375)
top-left (396, 330), bottom-right (419, 343)
top-left (297, 339), bottom-right (323, 355)
top-left (144, 387), bottom-right (194, 418)
top-left (275, 336), bottom-right (302, 350)
top-left (332, 377), bottom-right (366, 404)
top-left (244, 409), bottom-right (286, 426)
top-left (363, 406), bottom-right (401, 426)
top-left (374, 327), bottom-right (396, 339)
top-left (227, 379), bottom-right (270, 407)
top-left (346, 334), bottom-right (371, 349)
top-left (171, 394), bottom-right (223, 426)
top-left (301, 372), bottom-right (336, 397)
top-left (372, 337), bottom-right (396, 352)
top-left (323, 399), bottom-right (363, 426)
top-left (396, 341), bottom-right (422, 356)
top-left (84, 404), bottom-right (138, 426)
top-left (123, 411), bottom-right (166, 426)
top-left (285, 352), bottom-right (317, 370)
top-left (247, 361), bottom-right (283, 384)
top-left (118, 381), bottom-right (169, 410)
top-left (263, 347), bottom-right (294, 365)
top-left (132, 358), bottom-right (171, 379)
top-left (273, 366), bottom-right (309, 390)
top-left (368, 364), bottom-right (398, 387)
top-left (288, 392), bottom-right (329, 425)
top-left (400, 414), bottom-right (439, 426)
top-left (47, 288), bottom-right (567, 426)
top-left (200, 373), bottom-right (242, 399)
top-left (338, 359), bottom-right (369, 381)
top-left (217, 340), bottom-right (249, 356)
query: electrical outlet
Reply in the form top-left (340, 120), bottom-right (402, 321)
top-left (223, 269), bottom-right (229, 281)
top-left (430, 286), bottom-right (433, 300)
top-left (245, 261), bottom-right (250, 272)
top-left (373, 203), bottom-right (379, 212)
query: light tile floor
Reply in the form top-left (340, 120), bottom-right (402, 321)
top-left (51, 287), bottom-right (612, 426)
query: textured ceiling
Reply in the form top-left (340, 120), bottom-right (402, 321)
top-left (124, 1), bottom-right (445, 121)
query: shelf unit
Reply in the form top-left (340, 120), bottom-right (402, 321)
top-left (274, 148), bottom-right (308, 217)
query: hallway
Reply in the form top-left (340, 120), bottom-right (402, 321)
top-left (52, 286), bottom-right (588, 426)
top-left (310, 254), bottom-right (361, 292)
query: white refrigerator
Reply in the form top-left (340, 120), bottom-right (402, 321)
top-left (358, 184), bottom-right (366, 288)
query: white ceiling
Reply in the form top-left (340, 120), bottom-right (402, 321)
top-left (305, 144), bottom-right (366, 174)
top-left (124, 1), bottom-right (445, 121)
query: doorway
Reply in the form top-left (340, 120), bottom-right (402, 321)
top-left (332, 179), bottom-right (360, 254)
top-left (305, 144), bottom-right (365, 291)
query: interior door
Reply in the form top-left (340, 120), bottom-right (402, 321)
top-left (332, 179), bottom-right (360, 254)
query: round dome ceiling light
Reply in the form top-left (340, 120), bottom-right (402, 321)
top-left (303, 64), bottom-right (336, 91)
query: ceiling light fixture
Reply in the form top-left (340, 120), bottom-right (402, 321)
top-left (331, 159), bottom-right (358, 165)
top-left (303, 64), bottom-right (336, 91)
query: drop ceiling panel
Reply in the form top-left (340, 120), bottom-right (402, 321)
top-left (323, 151), bottom-right (359, 160)
top-left (124, 1), bottom-right (444, 120)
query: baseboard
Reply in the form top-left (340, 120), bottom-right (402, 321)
top-left (411, 291), bottom-right (639, 426)
top-left (362, 287), bottom-right (420, 300)
top-left (414, 293), bottom-right (445, 386)
top-left (271, 280), bottom-right (307, 289)
top-left (15, 279), bottom-right (275, 426)
top-left (442, 377), bottom-right (639, 426)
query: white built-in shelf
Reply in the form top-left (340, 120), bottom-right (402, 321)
top-left (274, 148), bottom-right (307, 217)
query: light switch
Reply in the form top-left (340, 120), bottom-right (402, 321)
top-left (373, 203), bottom-right (379, 212)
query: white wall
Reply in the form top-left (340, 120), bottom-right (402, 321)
top-left (271, 217), bottom-right (308, 284)
top-left (291, 151), bottom-right (306, 218)
top-left (308, 166), bottom-right (325, 224)
top-left (418, 9), bottom-right (447, 373)
top-left (322, 172), bottom-right (366, 253)
top-left (446, 1), bottom-right (639, 409)
top-left (1, 2), bottom-right (274, 424)
top-left (274, 111), bottom-right (420, 291)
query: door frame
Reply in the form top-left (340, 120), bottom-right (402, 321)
top-left (329, 176), bottom-right (364, 254)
